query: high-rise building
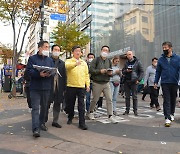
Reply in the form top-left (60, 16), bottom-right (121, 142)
top-left (154, 0), bottom-right (180, 57)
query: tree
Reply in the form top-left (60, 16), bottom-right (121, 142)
top-left (0, 0), bottom-right (41, 95)
top-left (52, 23), bottom-right (90, 57)
top-left (0, 43), bottom-right (13, 64)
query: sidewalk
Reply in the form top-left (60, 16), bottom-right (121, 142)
top-left (0, 92), bottom-right (180, 154)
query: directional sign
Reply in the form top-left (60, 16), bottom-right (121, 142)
top-left (50, 13), bottom-right (66, 21)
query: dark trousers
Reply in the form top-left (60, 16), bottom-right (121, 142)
top-left (124, 82), bottom-right (138, 111)
top-left (161, 84), bottom-right (178, 120)
top-left (52, 88), bottom-right (62, 123)
top-left (149, 86), bottom-right (160, 108)
top-left (30, 90), bottom-right (50, 131)
top-left (45, 88), bottom-right (63, 123)
top-left (66, 87), bottom-right (86, 125)
top-left (25, 86), bottom-right (31, 108)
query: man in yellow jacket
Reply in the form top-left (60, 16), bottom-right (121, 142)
top-left (65, 46), bottom-right (90, 130)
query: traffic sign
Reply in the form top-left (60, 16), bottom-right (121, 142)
top-left (50, 13), bottom-right (66, 21)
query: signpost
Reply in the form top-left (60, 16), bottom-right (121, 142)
top-left (50, 13), bottom-right (66, 21)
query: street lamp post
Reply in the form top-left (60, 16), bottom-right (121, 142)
top-left (40, 0), bottom-right (46, 41)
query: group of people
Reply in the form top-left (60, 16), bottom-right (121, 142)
top-left (25, 40), bottom-right (179, 138)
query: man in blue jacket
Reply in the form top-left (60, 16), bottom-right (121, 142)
top-left (26, 41), bottom-right (54, 137)
top-left (154, 42), bottom-right (180, 127)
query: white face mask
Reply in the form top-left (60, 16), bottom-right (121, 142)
top-left (42, 50), bottom-right (49, 57)
top-left (52, 51), bottom-right (60, 57)
top-left (88, 58), bottom-right (93, 62)
top-left (101, 52), bottom-right (108, 58)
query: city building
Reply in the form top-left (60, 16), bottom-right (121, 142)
top-left (154, 0), bottom-right (180, 57)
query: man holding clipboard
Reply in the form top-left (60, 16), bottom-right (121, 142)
top-left (26, 41), bottom-right (54, 137)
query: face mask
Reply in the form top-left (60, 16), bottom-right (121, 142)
top-left (52, 51), bottom-right (60, 57)
top-left (163, 49), bottom-right (169, 56)
top-left (88, 58), bottom-right (93, 62)
top-left (42, 50), bottom-right (49, 57)
top-left (101, 52), bottom-right (108, 58)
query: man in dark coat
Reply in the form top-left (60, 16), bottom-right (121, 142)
top-left (154, 41), bottom-right (180, 127)
top-left (26, 41), bottom-right (54, 137)
top-left (122, 50), bottom-right (144, 116)
top-left (46, 45), bottom-right (66, 128)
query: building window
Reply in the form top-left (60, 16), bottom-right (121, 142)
top-left (142, 28), bottom-right (149, 35)
top-left (142, 16), bottom-right (148, 23)
top-left (130, 16), bottom-right (136, 25)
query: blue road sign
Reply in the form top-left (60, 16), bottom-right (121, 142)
top-left (50, 13), bottom-right (66, 21)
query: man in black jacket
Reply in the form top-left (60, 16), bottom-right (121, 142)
top-left (46, 45), bottom-right (66, 128)
top-left (26, 41), bottom-right (54, 137)
top-left (122, 50), bottom-right (144, 116)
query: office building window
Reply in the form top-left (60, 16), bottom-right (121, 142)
top-left (142, 28), bottom-right (149, 35)
top-left (142, 16), bottom-right (148, 23)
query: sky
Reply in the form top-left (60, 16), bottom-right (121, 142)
top-left (0, 22), bottom-right (13, 46)
top-left (0, 22), bottom-right (29, 51)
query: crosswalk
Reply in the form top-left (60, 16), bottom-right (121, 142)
top-left (74, 106), bottom-right (160, 124)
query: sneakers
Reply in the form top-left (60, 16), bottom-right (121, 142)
top-left (33, 128), bottom-right (40, 138)
top-left (170, 115), bottom-right (174, 121)
top-left (108, 116), bottom-right (118, 124)
top-left (123, 111), bottom-right (129, 115)
top-left (165, 119), bottom-right (171, 127)
top-left (40, 124), bottom-right (48, 131)
top-left (88, 113), bottom-right (95, 120)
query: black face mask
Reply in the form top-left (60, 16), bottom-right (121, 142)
top-left (163, 49), bottom-right (169, 56)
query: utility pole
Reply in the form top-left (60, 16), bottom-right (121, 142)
top-left (40, 0), bottom-right (46, 41)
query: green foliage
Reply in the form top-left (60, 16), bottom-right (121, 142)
top-left (52, 23), bottom-right (90, 54)
top-left (0, 43), bottom-right (13, 64)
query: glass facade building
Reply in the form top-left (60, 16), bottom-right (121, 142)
top-left (67, 0), bottom-right (180, 69)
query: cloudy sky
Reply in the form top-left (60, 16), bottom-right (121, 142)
top-left (0, 22), bottom-right (13, 45)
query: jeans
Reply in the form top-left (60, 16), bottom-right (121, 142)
top-left (161, 84), bottom-right (178, 120)
top-left (86, 83), bottom-right (92, 112)
top-left (124, 82), bottom-right (138, 111)
top-left (65, 87), bottom-right (86, 125)
top-left (110, 82), bottom-right (120, 112)
top-left (30, 90), bottom-right (50, 132)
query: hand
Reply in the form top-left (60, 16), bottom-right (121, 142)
top-left (154, 83), bottom-right (158, 89)
top-left (86, 87), bottom-right (90, 92)
top-left (100, 69), bottom-right (107, 74)
top-left (127, 69), bottom-right (132, 72)
top-left (40, 71), bottom-right (50, 77)
top-left (136, 80), bottom-right (139, 84)
top-left (76, 60), bottom-right (81, 66)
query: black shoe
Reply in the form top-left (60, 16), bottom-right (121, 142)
top-left (67, 119), bottom-right (72, 125)
top-left (79, 124), bottom-right (88, 130)
top-left (40, 124), bottom-right (48, 131)
top-left (33, 129), bottom-right (40, 138)
top-left (134, 111), bottom-right (138, 116)
top-left (123, 111), bottom-right (129, 115)
top-left (52, 122), bottom-right (62, 128)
